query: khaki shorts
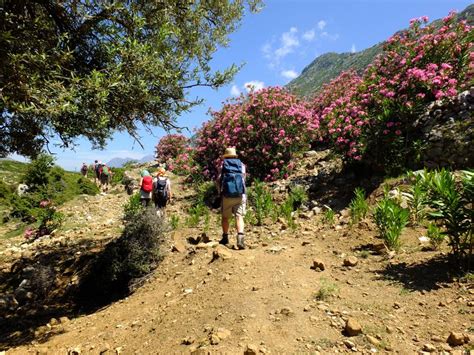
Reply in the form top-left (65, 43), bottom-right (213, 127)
top-left (221, 196), bottom-right (246, 218)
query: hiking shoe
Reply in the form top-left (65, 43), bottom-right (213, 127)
top-left (237, 234), bottom-right (245, 250)
top-left (219, 234), bottom-right (229, 245)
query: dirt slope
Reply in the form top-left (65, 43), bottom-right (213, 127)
top-left (1, 159), bottom-right (473, 354)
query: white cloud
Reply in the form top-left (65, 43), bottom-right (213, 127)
top-left (244, 80), bottom-right (265, 92)
top-left (275, 27), bottom-right (299, 59)
top-left (302, 29), bottom-right (315, 42)
top-left (317, 20), bottom-right (327, 30)
top-left (351, 44), bottom-right (356, 53)
top-left (230, 84), bottom-right (241, 97)
top-left (261, 42), bottom-right (272, 59)
top-left (321, 31), bottom-right (339, 40)
top-left (281, 70), bottom-right (298, 79)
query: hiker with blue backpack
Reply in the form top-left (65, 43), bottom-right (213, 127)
top-left (153, 167), bottom-right (172, 214)
top-left (217, 147), bottom-right (247, 250)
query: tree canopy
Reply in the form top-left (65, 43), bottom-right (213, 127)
top-left (0, 0), bottom-right (261, 157)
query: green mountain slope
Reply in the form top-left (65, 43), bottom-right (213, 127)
top-left (287, 4), bottom-right (474, 98)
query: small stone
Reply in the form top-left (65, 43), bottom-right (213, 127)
top-left (345, 318), bottom-right (362, 336)
top-left (244, 344), bottom-right (259, 355)
top-left (431, 335), bottom-right (443, 342)
top-left (280, 307), bottom-right (293, 316)
top-left (215, 328), bottom-right (231, 340)
top-left (447, 332), bottom-right (465, 346)
top-left (343, 340), bottom-right (355, 349)
top-left (312, 259), bottom-right (325, 271)
top-left (210, 333), bottom-right (220, 345)
top-left (366, 335), bottom-right (380, 346)
top-left (423, 343), bottom-right (437, 352)
top-left (182, 336), bottom-right (195, 345)
top-left (343, 256), bottom-right (358, 267)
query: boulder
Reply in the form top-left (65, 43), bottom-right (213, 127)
top-left (345, 318), bottom-right (362, 336)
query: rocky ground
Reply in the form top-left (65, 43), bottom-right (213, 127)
top-left (0, 152), bottom-right (473, 354)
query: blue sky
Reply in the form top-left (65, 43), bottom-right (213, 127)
top-left (13, 0), bottom-right (472, 171)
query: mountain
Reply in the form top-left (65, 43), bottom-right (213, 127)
top-left (107, 154), bottom-right (155, 168)
top-left (287, 4), bottom-right (474, 98)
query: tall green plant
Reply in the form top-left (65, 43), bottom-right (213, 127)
top-left (248, 180), bottom-right (274, 225)
top-left (404, 171), bottom-right (428, 224)
top-left (420, 169), bottom-right (473, 267)
top-left (374, 197), bottom-right (409, 251)
top-left (349, 187), bottom-right (369, 225)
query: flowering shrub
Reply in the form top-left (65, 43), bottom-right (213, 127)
top-left (194, 87), bottom-right (317, 181)
top-left (311, 70), bottom-right (368, 160)
top-left (312, 11), bottom-right (473, 173)
top-left (155, 134), bottom-right (190, 165)
top-left (155, 134), bottom-right (196, 176)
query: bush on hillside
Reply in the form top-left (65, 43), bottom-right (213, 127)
top-left (79, 208), bottom-right (166, 304)
top-left (195, 87), bottom-right (317, 181)
top-left (312, 12), bottom-right (473, 174)
top-left (77, 177), bottom-right (99, 195)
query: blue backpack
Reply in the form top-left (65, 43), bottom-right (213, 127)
top-left (221, 159), bottom-right (245, 198)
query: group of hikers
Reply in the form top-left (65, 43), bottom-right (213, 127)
top-left (80, 160), bottom-right (112, 193)
top-left (78, 146), bottom-right (247, 249)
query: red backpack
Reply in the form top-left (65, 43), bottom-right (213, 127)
top-left (141, 176), bottom-right (153, 192)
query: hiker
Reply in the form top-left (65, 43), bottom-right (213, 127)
top-left (216, 147), bottom-right (247, 249)
top-left (139, 169), bottom-right (153, 207)
top-left (123, 171), bottom-right (136, 195)
top-left (94, 160), bottom-right (101, 185)
top-left (80, 162), bottom-right (88, 177)
top-left (99, 163), bottom-right (111, 193)
top-left (153, 167), bottom-right (172, 214)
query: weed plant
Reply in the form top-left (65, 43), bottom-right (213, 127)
top-left (315, 278), bottom-right (338, 301)
top-left (170, 215), bottom-right (180, 230)
top-left (373, 197), bottom-right (409, 251)
top-left (427, 222), bottom-right (444, 250)
top-left (248, 179), bottom-right (274, 225)
top-left (123, 193), bottom-right (143, 222)
top-left (322, 208), bottom-right (335, 225)
top-left (404, 171), bottom-right (428, 224)
top-left (349, 187), bottom-right (369, 225)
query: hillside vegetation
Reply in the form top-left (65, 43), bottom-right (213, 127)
top-left (287, 4), bottom-right (474, 97)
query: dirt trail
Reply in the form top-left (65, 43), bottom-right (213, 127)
top-left (2, 163), bottom-right (473, 354)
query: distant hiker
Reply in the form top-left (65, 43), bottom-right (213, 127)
top-left (216, 147), bottom-right (247, 249)
top-left (139, 169), bottom-right (153, 207)
top-left (153, 167), bottom-right (172, 213)
top-left (80, 162), bottom-right (88, 177)
top-left (99, 164), bottom-right (111, 193)
top-left (123, 171), bottom-right (136, 195)
top-left (94, 160), bottom-right (101, 184)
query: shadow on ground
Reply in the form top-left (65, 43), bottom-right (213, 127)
top-left (374, 254), bottom-right (458, 292)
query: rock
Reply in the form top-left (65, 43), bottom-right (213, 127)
top-left (215, 327), bottom-right (231, 340)
top-left (210, 333), bottom-right (220, 345)
top-left (280, 307), bottom-right (293, 316)
top-left (345, 318), bottom-right (362, 336)
top-left (343, 340), bottom-right (355, 349)
top-left (201, 233), bottom-right (211, 243)
top-left (67, 348), bottom-right (81, 355)
top-left (211, 246), bottom-right (232, 261)
top-left (172, 239), bottom-right (186, 253)
top-left (423, 343), bottom-right (437, 352)
top-left (312, 259), bottom-right (325, 271)
top-left (182, 336), bottom-right (195, 345)
top-left (366, 335), bottom-right (380, 346)
top-left (191, 348), bottom-right (211, 355)
top-left (244, 344), bottom-right (259, 355)
top-left (312, 207), bottom-right (322, 215)
top-left (343, 256), bottom-right (358, 267)
top-left (447, 332), bottom-right (465, 346)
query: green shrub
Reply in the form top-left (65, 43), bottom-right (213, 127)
top-left (24, 154), bottom-right (55, 191)
top-left (170, 215), bottom-right (180, 230)
top-left (35, 201), bottom-right (64, 238)
top-left (419, 169), bottom-right (473, 267)
top-left (279, 196), bottom-right (296, 230)
top-left (123, 193), bottom-right (143, 222)
top-left (404, 171), bottom-right (428, 224)
top-left (79, 208), bottom-right (165, 304)
top-left (110, 167), bottom-right (125, 185)
top-left (374, 197), bottom-right (409, 251)
top-left (322, 208), bottom-right (335, 225)
top-left (349, 187), bottom-right (369, 225)
top-left (427, 223), bottom-right (444, 250)
top-left (187, 202), bottom-right (207, 227)
top-left (77, 177), bottom-right (99, 195)
top-left (315, 278), bottom-right (338, 301)
top-left (196, 181), bottom-right (219, 208)
top-left (289, 185), bottom-right (308, 210)
top-left (248, 179), bottom-right (274, 226)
